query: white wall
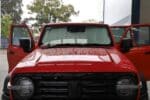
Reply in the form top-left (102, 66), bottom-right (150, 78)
top-left (104, 0), bottom-right (132, 25)
top-left (140, 0), bottom-right (150, 23)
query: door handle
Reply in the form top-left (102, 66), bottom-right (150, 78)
top-left (145, 51), bottom-right (150, 55)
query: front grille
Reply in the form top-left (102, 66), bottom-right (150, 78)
top-left (12, 73), bottom-right (138, 100)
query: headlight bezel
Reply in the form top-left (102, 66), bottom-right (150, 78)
top-left (11, 77), bottom-right (34, 100)
top-left (116, 76), bottom-right (139, 98)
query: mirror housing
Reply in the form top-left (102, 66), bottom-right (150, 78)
top-left (120, 38), bottom-right (133, 52)
top-left (19, 38), bottom-right (32, 52)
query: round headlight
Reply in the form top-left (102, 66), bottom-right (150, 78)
top-left (116, 78), bottom-right (138, 97)
top-left (13, 77), bottom-right (34, 100)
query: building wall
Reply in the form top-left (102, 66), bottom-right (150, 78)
top-left (104, 0), bottom-right (150, 25)
top-left (140, 0), bottom-right (150, 23)
top-left (104, 0), bottom-right (132, 25)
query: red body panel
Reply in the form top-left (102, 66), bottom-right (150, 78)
top-left (7, 24), bottom-right (35, 72)
top-left (125, 46), bottom-right (150, 80)
top-left (7, 45), bottom-right (28, 72)
top-left (11, 47), bottom-right (137, 74)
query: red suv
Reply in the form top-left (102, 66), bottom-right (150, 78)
top-left (2, 23), bottom-right (142, 100)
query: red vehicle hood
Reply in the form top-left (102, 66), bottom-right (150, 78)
top-left (14, 48), bottom-right (137, 73)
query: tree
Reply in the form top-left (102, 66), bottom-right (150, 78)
top-left (1, 0), bottom-right (23, 23)
top-left (1, 15), bottom-right (13, 38)
top-left (27, 0), bottom-right (79, 24)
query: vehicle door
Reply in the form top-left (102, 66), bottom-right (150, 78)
top-left (7, 24), bottom-right (35, 72)
top-left (122, 25), bottom-right (150, 80)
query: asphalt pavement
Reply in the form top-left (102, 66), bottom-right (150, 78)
top-left (0, 50), bottom-right (8, 97)
top-left (0, 49), bottom-right (149, 99)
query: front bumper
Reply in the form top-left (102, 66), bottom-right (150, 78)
top-left (2, 73), bottom-right (140, 100)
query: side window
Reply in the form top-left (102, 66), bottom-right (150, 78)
top-left (125, 30), bottom-right (131, 39)
top-left (123, 29), bottom-right (131, 39)
top-left (132, 26), bottom-right (150, 46)
top-left (12, 27), bottom-right (31, 46)
top-left (111, 27), bottom-right (126, 43)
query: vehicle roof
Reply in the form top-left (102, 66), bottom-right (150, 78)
top-left (44, 22), bottom-right (109, 27)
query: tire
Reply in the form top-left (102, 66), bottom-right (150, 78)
top-left (140, 74), bottom-right (149, 100)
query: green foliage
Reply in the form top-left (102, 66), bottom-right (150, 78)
top-left (1, 15), bottom-right (13, 38)
top-left (1, 0), bottom-right (23, 23)
top-left (27, 0), bottom-right (79, 24)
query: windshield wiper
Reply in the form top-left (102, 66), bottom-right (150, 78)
top-left (41, 43), bottom-right (110, 49)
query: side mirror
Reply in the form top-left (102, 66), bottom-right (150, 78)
top-left (120, 38), bottom-right (133, 52)
top-left (19, 38), bottom-right (32, 52)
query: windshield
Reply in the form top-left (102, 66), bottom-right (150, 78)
top-left (41, 25), bottom-right (112, 47)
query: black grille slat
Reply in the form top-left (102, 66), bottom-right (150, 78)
top-left (38, 81), bottom-right (68, 87)
top-left (38, 88), bottom-right (68, 94)
top-left (82, 88), bottom-right (106, 94)
top-left (39, 88), bottom-right (68, 92)
top-left (32, 94), bottom-right (68, 99)
top-left (12, 73), bottom-right (138, 100)
top-left (36, 81), bottom-right (69, 96)
top-left (81, 80), bottom-right (116, 95)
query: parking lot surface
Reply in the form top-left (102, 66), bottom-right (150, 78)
top-left (0, 50), bottom-right (8, 96)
